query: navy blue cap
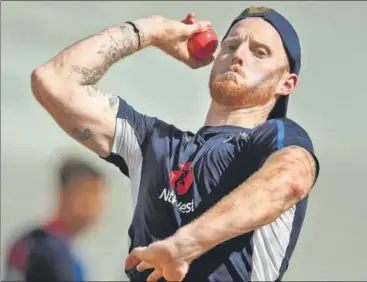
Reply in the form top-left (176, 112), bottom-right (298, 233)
top-left (222, 7), bottom-right (301, 119)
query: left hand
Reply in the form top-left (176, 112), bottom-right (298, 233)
top-left (125, 239), bottom-right (190, 281)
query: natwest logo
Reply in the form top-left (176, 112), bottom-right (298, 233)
top-left (159, 162), bottom-right (195, 214)
top-left (169, 162), bottom-right (193, 195)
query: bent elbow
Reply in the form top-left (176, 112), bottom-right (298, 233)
top-left (31, 65), bottom-right (63, 105)
top-left (31, 67), bottom-right (48, 100)
top-left (284, 173), bottom-right (308, 201)
top-left (31, 67), bottom-right (62, 113)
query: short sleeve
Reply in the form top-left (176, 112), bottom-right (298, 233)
top-left (251, 119), bottom-right (320, 184)
top-left (102, 97), bottom-right (156, 177)
top-left (26, 238), bottom-right (76, 281)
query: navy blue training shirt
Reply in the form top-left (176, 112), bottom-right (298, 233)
top-left (4, 226), bottom-right (84, 281)
top-left (104, 97), bottom-right (320, 282)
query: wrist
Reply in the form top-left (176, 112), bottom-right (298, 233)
top-left (168, 226), bottom-right (205, 263)
top-left (130, 18), bottom-right (160, 48)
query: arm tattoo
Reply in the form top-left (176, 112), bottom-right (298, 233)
top-left (97, 27), bottom-right (135, 66)
top-left (108, 95), bottom-right (119, 109)
top-left (85, 85), bottom-right (110, 97)
top-left (71, 65), bottom-right (107, 85)
top-left (85, 84), bottom-right (118, 109)
top-left (70, 23), bottom-right (139, 86)
top-left (72, 128), bottom-right (92, 141)
top-left (124, 22), bottom-right (147, 49)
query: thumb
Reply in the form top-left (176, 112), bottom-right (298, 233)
top-left (131, 246), bottom-right (148, 258)
top-left (185, 20), bottom-right (211, 36)
top-left (183, 12), bottom-right (195, 24)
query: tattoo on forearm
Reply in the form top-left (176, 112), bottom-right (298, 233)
top-left (71, 65), bottom-right (107, 85)
top-left (72, 128), bottom-right (92, 141)
top-left (97, 27), bottom-right (134, 67)
top-left (119, 24), bottom-right (136, 53)
top-left (124, 22), bottom-right (146, 49)
top-left (70, 23), bottom-right (140, 85)
top-left (139, 29), bottom-right (146, 48)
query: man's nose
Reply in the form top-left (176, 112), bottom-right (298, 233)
top-left (232, 55), bottom-right (244, 66)
top-left (231, 43), bottom-right (247, 67)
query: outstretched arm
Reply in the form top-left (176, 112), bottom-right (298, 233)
top-left (31, 20), bottom-right (152, 157)
top-left (125, 146), bottom-right (318, 281)
top-left (170, 146), bottom-right (318, 261)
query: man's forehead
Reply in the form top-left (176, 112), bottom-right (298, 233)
top-left (226, 17), bottom-right (282, 44)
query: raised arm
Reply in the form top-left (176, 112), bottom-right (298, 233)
top-left (31, 21), bottom-right (150, 157)
top-left (31, 14), bottom-right (213, 158)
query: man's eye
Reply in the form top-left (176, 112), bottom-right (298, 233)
top-left (228, 45), bottom-right (237, 52)
top-left (254, 48), bottom-right (267, 57)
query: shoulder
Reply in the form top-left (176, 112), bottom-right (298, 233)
top-left (25, 229), bottom-right (75, 277)
top-left (251, 118), bottom-right (311, 140)
top-left (149, 119), bottom-right (194, 145)
top-left (116, 96), bottom-right (187, 140)
top-left (251, 118), bottom-right (314, 151)
top-left (6, 235), bottom-right (30, 269)
top-left (17, 228), bottom-right (70, 262)
top-left (6, 227), bottom-right (38, 260)
top-left (24, 230), bottom-right (77, 280)
top-left (247, 118), bottom-right (318, 171)
top-left (5, 228), bottom-right (59, 268)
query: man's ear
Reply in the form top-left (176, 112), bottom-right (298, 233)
top-left (276, 73), bottom-right (298, 96)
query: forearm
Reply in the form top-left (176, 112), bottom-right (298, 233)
top-left (171, 175), bottom-right (289, 262)
top-left (36, 22), bottom-right (145, 86)
top-left (170, 147), bottom-right (316, 262)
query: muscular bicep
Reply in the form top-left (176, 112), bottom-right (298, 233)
top-left (32, 69), bottom-right (118, 157)
top-left (259, 146), bottom-right (319, 198)
top-left (251, 119), bottom-right (320, 195)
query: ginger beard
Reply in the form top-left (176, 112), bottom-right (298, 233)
top-left (209, 66), bottom-right (285, 108)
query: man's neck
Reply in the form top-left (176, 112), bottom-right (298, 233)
top-left (48, 209), bottom-right (80, 238)
top-left (204, 99), bottom-right (276, 129)
top-left (44, 216), bottom-right (74, 239)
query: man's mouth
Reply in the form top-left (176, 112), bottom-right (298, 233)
top-left (229, 65), bottom-right (246, 78)
top-left (224, 71), bottom-right (241, 82)
top-left (222, 69), bottom-right (245, 84)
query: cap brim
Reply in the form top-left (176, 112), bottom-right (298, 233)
top-left (268, 96), bottom-right (288, 119)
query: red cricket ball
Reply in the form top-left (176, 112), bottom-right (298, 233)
top-left (188, 29), bottom-right (219, 60)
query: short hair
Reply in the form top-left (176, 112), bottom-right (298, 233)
top-left (58, 157), bottom-right (103, 189)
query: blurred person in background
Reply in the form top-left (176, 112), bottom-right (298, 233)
top-left (31, 5), bottom-right (319, 282)
top-left (4, 158), bottom-right (106, 281)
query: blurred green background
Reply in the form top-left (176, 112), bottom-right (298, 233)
top-left (1, 1), bottom-right (366, 280)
